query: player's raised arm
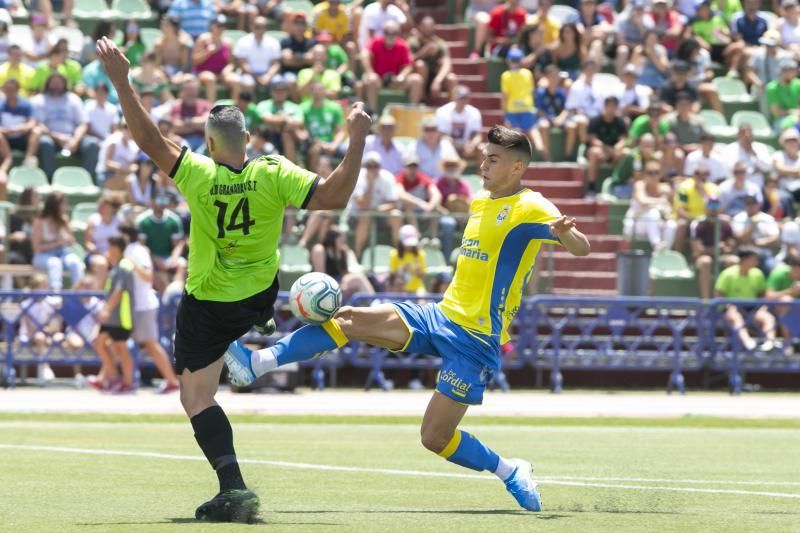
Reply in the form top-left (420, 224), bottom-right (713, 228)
top-left (95, 37), bottom-right (182, 176)
top-left (550, 215), bottom-right (591, 256)
top-left (304, 102), bottom-right (372, 210)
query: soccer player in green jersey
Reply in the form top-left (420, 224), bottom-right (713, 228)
top-left (96, 37), bottom-right (373, 523)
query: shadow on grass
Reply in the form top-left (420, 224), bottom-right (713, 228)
top-left (77, 517), bottom-right (342, 527)
top-left (273, 509), bottom-right (570, 519)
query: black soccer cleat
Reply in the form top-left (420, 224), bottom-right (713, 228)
top-left (194, 489), bottom-right (260, 523)
top-left (254, 317), bottom-right (276, 337)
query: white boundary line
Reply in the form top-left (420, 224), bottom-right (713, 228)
top-left (1, 443), bottom-right (799, 500)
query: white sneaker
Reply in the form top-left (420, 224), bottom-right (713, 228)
top-left (743, 338), bottom-right (757, 351)
top-left (408, 378), bottom-right (424, 390)
top-left (758, 340), bottom-right (775, 353)
top-left (37, 363), bottom-right (55, 384)
top-left (23, 156), bottom-right (38, 168)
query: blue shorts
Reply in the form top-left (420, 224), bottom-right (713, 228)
top-left (505, 112), bottom-right (537, 131)
top-left (392, 302), bottom-right (500, 405)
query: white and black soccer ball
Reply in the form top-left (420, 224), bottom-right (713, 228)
top-left (289, 272), bottom-right (342, 325)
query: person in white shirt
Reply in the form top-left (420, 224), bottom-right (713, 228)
top-left (120, 225), bottom-right (180, 394)
top-left (95, 121), bottom-right (140, 189)
top-left (362, 114), bottom-right (404, 174)
top-left (349, 150), bottom-right (402, 258)
top-left (772, 127), bottom-right (800, 197)
top-left (414, 116), bottom-right (458, 178)
top-left (564, 60), bottom-right (603, 157)
top-left (84, 196), bottom-right (122, 257)
top-left (722, 124), bottom-right (773, 188)
top-left (358, 0), bottom-right (408, 49)
top-left (233, 16), bottom-right (282, 92)
top-left (435, 85), bottom-right (483, 160)
top-left (732, 194), bottom-right (781, 272)
top-left (83, 83), bottom-right (120, 140)
top-left (683, 132), bottom-right (728, 183)
top-left (618, 63), bottom-right (652, 119)
top-left (718, 161), bottom-right (765, 217)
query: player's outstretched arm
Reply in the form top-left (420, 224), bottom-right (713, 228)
top-left (95, 37), bottom-right (182, 176)
top-left (551, 216), bottom-right (591, 257)
top-left (305, 102), bottom-right (372, 210)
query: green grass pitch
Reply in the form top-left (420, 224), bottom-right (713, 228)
top-left (1, 414), bottom-right (799, 532)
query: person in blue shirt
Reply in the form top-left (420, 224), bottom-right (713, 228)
top-left (0, 78), bottom-right (40, 194)
top-left (732, 0), bottom-right (768, 46)
top-left (534, 64), bottom-right (568, 161)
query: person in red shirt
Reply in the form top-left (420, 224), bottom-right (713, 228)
top-left (169, 77), bottom-right (211, 151)
top-left (361, 19), bottom-right (424, 110)
top-left (487, 0), bottom-right (527, 58)
top-left (647, 0), bottom-right (684, 56)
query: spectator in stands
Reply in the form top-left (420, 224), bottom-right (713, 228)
top-left (647, 0), bottom-right (684, 56)
top-left (96, 120), bottom-right (140, 190)
top-left (34, 73), bottom-right (100, 179)
top-left (692, 0), bottom-right (743, 78)
top-left (667, 91), bottom-right (704, 165)
top-left (527, 0), bottom-right (560, 48)
top-left (154, 16), bottom-right (192, 82)
top-left (31, 191), bottom-right (84, 290)
top-left (623, 159), bottom-right (676, 251)
top-left (618, 63), bottom-right (651, 119)
top-left (7, 186), bottom-right (37, 267)
top-left (673, 163), bottom-right (719, 251)
top-left (22, 13), bottom-right (50, 66)
top-left (766, 253), bottom-right (800, 354)
top-left (778, 0), bottom-right (800, 54)
top-left (435, 85), bottom-right (483, 161)
top-left (120, 21), bottom-right (146, 68)
top-left (167, 0), bottom-right (217, 40)
top-left (127, 154), bottom-right (154, 209)
top-left (302, 80), bottom-right (346, 173)
top-left (414, 116), bottom-right (459, 180)
top-left (255, 74), bottom-right (305, 164)
top-left (130, 52), bottom-right (173, 105)
top-left (0, 45), bottom-right (35, 96)
top-left (501, 48), bottom-right (545, 159)
top-left (157, 117), bottom-right (188, 150)
top-left (543, 22), bottom-right (585, 81)
top-left (361, 20), bottom-right (423, 112)
top-left (628, 102), bottom-right (669, 147)
top-left (0, 78), bottom-right (40, 186)
top-left (715, 246), bottom-right (777, 353)
top-left (745, 31), bottom-right (790, 95)
top-left (608, 133), bottom-right (661, 198)
top-left (719, 161), bottom-right (764, 217)
top-left (391, 224), bottom-right (427, 295)
top-left (466, 0), bottom-right (499, 59)
top-left (34, 0), bottom-right (74, 29)
top-left (762, 176), bottom-right (792, 220)
top-left (363, 114), bottom-right (404, 174)
top-left (30, 40), bottom-right (82, 93)
top-left (19, 273), bottom-right (60, 384)
top-left (684, 131), bottom-right (727, 183)
top-left (486, 0), bottom-right (527, 58)
top-left (732, 0), bottom-right (768, 47)
top-left (92, 235), bottom-right (136, 394)
top-left (136, 194), bottom-right (186, 289)
top-left (408, 16), bottom-right (456, 97)
top-left (349, 151), bottom-right (402, 258)
top-left (192, 14), bottom-right (240, 103)
top-left (246, 125), bottom-right (277, 158)
top-left (234, 16), bottom-right (281, 94)
top-left (631, 28), bottom-right (669, 90)
top-left (773, 128), bottom-right (800, 203)
top-left (169, 76), bottom-right (211, 151)
top-left (564, 59), bottom-right (602, 158)
top-left (690, 195), bottom-right (738, 299)
top-left (281, 12), bottom-right (316, 94)
top-left (217, 0), bottom-right (257, 30)
top-left (615, 0), bottom-right (653, 77)
top-left (311, 225), bottom-right (374, 301)
top-left (435, 153), bottom-right (472, 255)
top-left (298, 44), bottom-right (342, 101)
top-left (395, 151), bottom-right (450, 245)
top-left (575, 0), bottom-right (613, 65)
top-left (315, 31), bottom-right (356, 88)
top-left (82, 55), bottom-right (120, 104)
top-left (84, 83), bottom-right (120, 140)
top-left (732, 194), bottom-right (781, 272)
top-left (586, 96), bottom-right (628, 195)
top-left (766, 58), bottom-right (800, 130)
top-left (722, 124), bottom-right (773, 188)
top-left (312, 0), bottom-right (351, 43)
top-left (677, 39), bottom-right (721, 115)
top-left (535, 65), bottom-right (569, 161)
top-left (659, 59), bottom-right (701, 113)
top-left (81, 21), bottom-right (115, 66)
top-left (84, 196), bottom-right (122, 258)
top-left (359, 0), bottom-right (409, 50)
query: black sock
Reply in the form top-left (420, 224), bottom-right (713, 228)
top-left (191, 405), bottom-right (247, 492)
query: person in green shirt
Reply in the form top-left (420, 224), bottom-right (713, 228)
top-left (297, 44), bottom-right (342, 102)
top-left (30, 43), bottom-right (83, 92)
top-left (97, 36), bottom-right (372, 523)
top-left (135, 197), bottom-right (185, 262)
top-left (607, 133), bottom-right (660, 198)
top-left (765, 58), bottom-right (800, 128)
top-left (301, 80), bottom-right (346, 173)
top-left (628, 104), bottom-right (670, 147)
top-left (715, 247), bottom-right (778, 352)
top-left (120, 21), bottom-right (147, 67)
top-left (317, 31), bottom-right (356, 89)
top-left (692, 0), bottom-right (743, 76)
top-left (766, 254), bottom-right (800, 354)
top-left (254, 74), bottom-right (307, 163)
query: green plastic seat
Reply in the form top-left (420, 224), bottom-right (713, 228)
top-left (52, 167), bottom-right (100, 193)
top-left (111, 0), bottom-right (153, 19)
top-left (361, 244), bottom-right (394, 275)
top-left (279, 244), bottom-right (312, 274)
top-left (712, 77), bottom-right (753, 103)
top-left (421, 245), bottom-right (452, 277)
top-left (550, 4), bottom-right (578, 25)
top-left (71, 202), bottom-right (99, 227)
top-left (50, 26), bottom-right (85, 56)
top-left (73, 0), bottom-right (113, 19)
top-left (8, 167), bottom-right (50, 195)
top-left (225, 29), bottom-right (248, 46)
top-left (140, 27), bottom-right (162, 50)
top-left (449, 248), bottom-right (460, 266)
top-left (463, 174), bottom-right (483, 195)
top-left (650, 250), bottom-right (697, 297)
top-left (700, 109), bottom-right (737, 137)
top-left (730, 110), bottom-right (772, 137)
top-left (284, 0), bottom-right (314, 14)
top-left (266, 30), bottom-right (287, 42)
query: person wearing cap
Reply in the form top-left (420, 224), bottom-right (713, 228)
top-left (585, 96), bottom-right (628, 194)
top-left (154, 16), bottom-right (193, 83)
top-left (731, 0), bottom-right (768, 46)
top-left (22, 12), bottom-right (51, 66)
top-left (358, 0), bottom-right (409, 50)
top-left (312, 0), bottom-right (351, 43)
top-left (280, 12), bottom-right (316, 92)
top-left (254, 73), bottom-right (306, 163)
top-left (657, 59), bottom-right (701, 112)
top-left (487, 0), bottom-right (527, 58)
top-left (715, 246), bottom-right (778, 353)
top-left (719, 160), bottom-right (765, 217)
top-left (232, 16), bottom-right (281, 92)
top-left (683, 131), bottom-right (727, 182)
top-left (534, 65), bottom-right (569, 161)
top-left (631, 29), bottom-right (670, 90)
top-left (623, 158), bottom-right (676, 251)
top-left (690, 194), bottom-right (737, 299)
top-left (168, 76), bottom-right (211, 151)
top-left (766, 58), bottom-right (800, 129)
top-left (0, 45), bottom-right (35, 96)
top-left (618, 63), bottom-right (650, 119)
top-left (614, 0), bottom-right (653, 78)
top-left (302, 80), bottom-right (346, 173)
top-left (166, 0), bottom-right (217, 40)
top-left (773, 128), bottom-right (800, 199)
top-left (501, 48), bottom-right (545, 159)
top-left (646, 0), bottom-right (684, 55)
top-left (435, 85), bottom-right (483, 160)
top-left (407, 16), bottom-right (457, 97)
top-left (192, 15), bottom-right (240, 104)
top-left (0, 78), bottom-right (40, 185)
top-left (395, 150), bottom-right (453, 251)
top-left (362, 113), bottom-right (404, 174)
top-left (390, 224), bottom-right (428, 294)
top-left (745, 30), bottom-right (791, 95)
top-left (722, 124), bottom-right (773, 188)
top-left (33, 73), bottom-right (100, 179)
top-left (413, 115), bottom-right (459, 178)
top-left (435, 152), bottom-right (472, 217)
top-left (361, 20), bottom-right (424, 110)
top-left (673, 161), bottom-right (720, 251)
top-left (778, 220), bottom-right (800, 262)
top-left (297, 44), bottom-right (342, 102)
top-left (732, 191), bottom-right (781, 271)
top-left (350, 150), bottom-right (403, 257)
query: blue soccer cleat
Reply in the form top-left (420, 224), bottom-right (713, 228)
top-left (504, 459), bottom-right (542, 512)
top-left (224, 341), bottom-right (256, 387)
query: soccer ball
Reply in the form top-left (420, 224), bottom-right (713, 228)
top-left (289, 272), bottom-right (342, 325)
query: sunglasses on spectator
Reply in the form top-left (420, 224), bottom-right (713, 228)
top-left (695, 172), bottom-right (709, 177)
top-left (385, 30), bottom-right (399, 36)
top-left (733, 169), bottom-right (746, 174)
top-left (645, 170), bottom-right (660, 176)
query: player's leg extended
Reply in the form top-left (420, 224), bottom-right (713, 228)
top-left (225, 304), bottom-right (410, 385)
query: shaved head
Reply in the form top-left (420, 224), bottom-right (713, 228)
top-left (206, 105), bottom-right (247, 154)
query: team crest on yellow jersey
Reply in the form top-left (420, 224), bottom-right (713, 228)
top-left (496, 205), bottom-right (511, 225)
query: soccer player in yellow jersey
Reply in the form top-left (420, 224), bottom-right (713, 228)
top-left (225, 126), bottom-right (591, 511)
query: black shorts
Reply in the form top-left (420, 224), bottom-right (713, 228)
top-left (173, 276), bottom-right (279, 374)
top-left (100, 325), bottom-right (131, 342)
top-left (710, 43), bottom-right (727, 64)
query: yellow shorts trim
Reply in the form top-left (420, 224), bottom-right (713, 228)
top-left (437, 429), bottom-right (462, 459)
top-left (434, 388), bottom-right (470, 407)
top-left (390, 304), bottom-right (414, 353)
top-left (322, 319), bottom-right (348, 348)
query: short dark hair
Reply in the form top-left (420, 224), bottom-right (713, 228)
top-left (487, 125), bottom-right (532, 164)
top-left (108, 235), bottom-right (128, 252)
top-left (604, 95), bottom-right (619, 106)
top-left (207, 105), bottom-right (246, 150)
top-left (118, 225), bottom-right (139, 243)
top-left (737, 246), bottom-right (759, 260)
top-left (786, 254), bottom-right (800, 268)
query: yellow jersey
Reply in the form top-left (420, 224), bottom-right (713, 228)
top-left (501, 68), bottom-right (535, 113)
top-left (313, 3), bottom-right (351, 41)
top-left (389, 248), bottom-right (427, 294)
top-left (439, 189), bottom-right (561, 344)
top-left (674, 178), bottom-right (719, 219)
